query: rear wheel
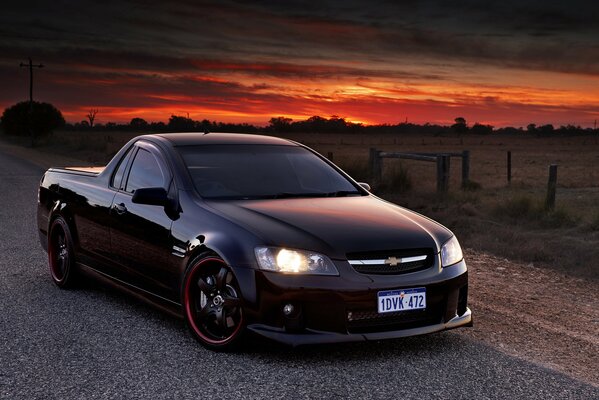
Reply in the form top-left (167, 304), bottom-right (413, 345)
top-left (183, 256), bottom-right (245, 351)
top-left (48, 217), bottom-right (78, 288)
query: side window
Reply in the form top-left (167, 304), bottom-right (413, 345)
top-left (125, 148), bottom-right (167, 193)
top-left (111, 147), bottom-right (132, 189)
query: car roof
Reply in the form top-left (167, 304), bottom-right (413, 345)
top-left (152, 132), bottom-right (298, 147)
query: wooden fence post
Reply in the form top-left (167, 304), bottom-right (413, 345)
top-left (546, 164), bottom-right (558, 210)
top-left (369, 148), bottom-right (382, 186)
top-left (507, 151), bottom-right (512, 184)
top-left (436, 155), bottom-right (450, 193)
top-left (461, 150), bottom-right (470, 189)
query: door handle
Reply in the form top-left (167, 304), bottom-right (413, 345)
top-left (113, 203), bottom-right (127, 215)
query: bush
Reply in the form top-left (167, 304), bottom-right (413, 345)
top-left (493, 194), bottom-right (575, 228)
top-left (1, 101), bottom-right (65, 138)
top-left (337, 158), bottom-right (370, 183)
top-left (587, 211), bottom-right (599, 231)
top-left (382, 163), bottom-right (412, 193)
top-left (462, 180), bottom-right (482, 191)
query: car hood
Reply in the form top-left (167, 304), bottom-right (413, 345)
top-left (207, 195), bottom-right (453, 260)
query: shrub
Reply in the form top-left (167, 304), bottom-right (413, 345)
top-left (462, 180), bottom-right (482, 191)
top-left (382, 163), bottom-right (412, 193)
top-left (493, 194), bottom-right (575, 228)
top-left (337, 158), bottom-right (370, 183)
top-left (495, 195), bottom-right (535, 219)
top-left (587, 211), bottom-right (599, 231)
top-left (1, 101), bottom-right (65, 138)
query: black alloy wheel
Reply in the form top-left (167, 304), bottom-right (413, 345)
top-left (48, 217), bottom-right (78, 288)
top-left (183, 256), bottom-right (245, 351)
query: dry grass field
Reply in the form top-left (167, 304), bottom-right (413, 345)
top-left (283, 132), bottom-right (599, 190)
top-left (9, 129), bottom-right (599, 280)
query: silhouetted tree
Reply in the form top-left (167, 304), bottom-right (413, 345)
top-left (269, 116), bottom-right (293, 132)
top-left (305, 115), bottom-right (328, 132)
top-left (526, 123), bottom-right (537, 133)
top-left (1, 101), bottom-right (65, 137)
top-left (168, 115), bottom-right (195, 131)
top-left (199, 119), bottom-right (212, 133)
top-left (539, 124), bottom-right (555, 135)
top-left (328, 115), bottom-right (349, 133)
top-left (451, 117), bottom-right (468, 134)
top-left (130, 117), bottom-right (149, 130)
top-left (470, 123), bottom-right (493, 135)
top-left (150, 121), bottom-right (166, 131)
top-left (87, 109), bottom-right (98, 128)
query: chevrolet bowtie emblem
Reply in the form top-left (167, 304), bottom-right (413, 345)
top-left (384, 257), bottom-right (400, 267)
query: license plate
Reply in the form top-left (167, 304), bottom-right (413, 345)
top-left (377, 287), bottom-right (426, 313)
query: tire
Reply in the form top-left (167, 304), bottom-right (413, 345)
top-left (48, 216), bottom-right (79, 288)
top-left (182, 255), bottom-right (245, 351)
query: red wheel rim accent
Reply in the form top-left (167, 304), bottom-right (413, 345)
top-left (183, 258), bottom-right (243, 345)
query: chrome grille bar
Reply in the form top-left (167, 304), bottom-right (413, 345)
top-left (348, 255), bottom-right (427, 265)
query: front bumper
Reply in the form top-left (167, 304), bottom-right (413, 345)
top-left (248, 307), bottom-right (472, 346)
top-left (241, 259), bottom-right (471, 346)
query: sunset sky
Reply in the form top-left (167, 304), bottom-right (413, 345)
top-left (1, 0), bottom-right (598, 127)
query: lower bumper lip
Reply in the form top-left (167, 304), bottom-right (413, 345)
top-left (247, 307), bottom-right (473, 346)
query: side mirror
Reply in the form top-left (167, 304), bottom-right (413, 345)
top-left (131, 187), bottom-right (168, 206)
top-left (358, 182), bottom-right (371, 191)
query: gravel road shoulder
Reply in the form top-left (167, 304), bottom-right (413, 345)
top-left (461, 250), bottom-right (598, 386)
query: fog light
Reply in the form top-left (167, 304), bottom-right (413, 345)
top-left (283, 304), bottom-right (294, 316)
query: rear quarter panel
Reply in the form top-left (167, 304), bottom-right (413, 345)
top-left (37, 169), bottom-right (116, 266)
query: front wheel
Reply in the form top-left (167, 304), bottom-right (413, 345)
top-left (48, 217), bottom-right (79, 288)
top-left (182, 256), bottom-right (245, 351)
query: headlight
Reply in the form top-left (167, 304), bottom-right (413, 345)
top-left (255, 247), bottom-right (339, 275)
top-left (440, 236), bottom-right (463, 267)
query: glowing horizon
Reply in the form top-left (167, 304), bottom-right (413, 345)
top-left (1, 1), bottom-right (598, 128)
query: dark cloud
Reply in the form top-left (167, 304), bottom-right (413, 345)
top-left (0, 0), bottom-right (597, 125)
top-left (3, 0), bottom-right (598, 74)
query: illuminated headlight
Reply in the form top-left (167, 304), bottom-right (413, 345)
top-left (255, 247), bottom-right (339, 275)
top-left (440, 236), bottom-right (464, 267)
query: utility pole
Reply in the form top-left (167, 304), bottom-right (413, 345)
top-left (19, 58), bottom-right (44, 146)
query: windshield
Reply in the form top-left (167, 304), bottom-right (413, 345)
top-left (177, 144), bottom-right (362, 200)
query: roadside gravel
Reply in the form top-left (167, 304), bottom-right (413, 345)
top-left (461, 250), bottom-right (599, 386)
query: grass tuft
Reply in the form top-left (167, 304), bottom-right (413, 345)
top-left (337, 158), bottom-right (370, 183)
top-left (493, 194), bottom-right (576, 228)
top-left (586, 210), bottom-right (599, 231)
top-left (381, 163), bottom-right (412, 193)
top-left (462, 179), bottom-right (482, 191)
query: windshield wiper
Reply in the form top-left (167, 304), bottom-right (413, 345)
top-left (271, 191), bottom-right (361, 199)
top-left (325, 190), bottom-right (361, 197)
top-left (272, 192), bottom-right (329, 199)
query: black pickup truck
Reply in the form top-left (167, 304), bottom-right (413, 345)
top-left (37, 132), bottom-right (471, 350)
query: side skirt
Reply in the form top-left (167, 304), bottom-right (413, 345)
top-left (76, 261), bottom-right (184, 320)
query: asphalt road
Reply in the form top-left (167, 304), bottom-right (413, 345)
top-left (1, 148), bottom-right (597, 400)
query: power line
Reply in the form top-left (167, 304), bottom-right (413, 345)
top-left (19, 58), bottom-right (44, 146)
top-left (20, 58), bottom-right (44, 102)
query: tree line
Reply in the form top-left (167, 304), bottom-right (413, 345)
top-left (65, 114), bottom-right (598, 137)
top-left (1, 101), bottom-right (597, 139)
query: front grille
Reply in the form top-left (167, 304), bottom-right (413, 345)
top-left (347, 248), bottom-right (434, 275)
top-left (347, 304), bottom-right (444, 333)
